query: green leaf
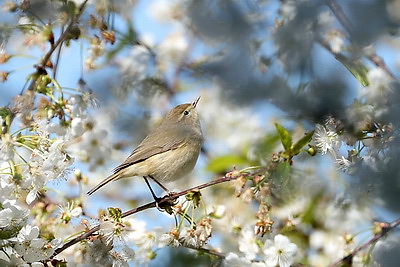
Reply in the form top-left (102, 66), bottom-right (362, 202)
top-left (291, 130), bottom-right (315, 155)
top-left (206, 155), bottom-right (248, 173)
top-left (269, 161), bottom-right (292, 202)
top-left (336, 55), bottom-right (369, 87)
top-left (275, 161), bottom-right (291, 184)
top-left (275, 123), bottom-right (292, 153)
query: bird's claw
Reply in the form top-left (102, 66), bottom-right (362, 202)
top-left (154, 192), bottom-right (178, 213)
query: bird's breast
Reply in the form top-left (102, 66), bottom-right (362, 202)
top-left (144, 140), bottom-right (202, 182)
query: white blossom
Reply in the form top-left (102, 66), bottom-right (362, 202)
top-left (318, 11), bottom-right (335, 29)
top-left (70, 0), bottom-right (91, 6)
top-left (24, 140), bottom-right (73, 204)
top-left (0, 163), bottom-right (14, 203)
top-left (180, 228), bottom-right (201, 248)
top-left (118, 45), bottom-right (152, 80)
top-left (99, 221), bottom-right (125, 246)
top-left (26, 188), bottom-right (39, 205)
top-left (238, 226), bottom-right (259, 260)
top-left (326, 30), bottom-right (345, 53)
top-left (69, 115), bottom-right (114, 170)
top-left (317, 11), bottom-right (345, 53)
top-left (194, 218), bottom-right (212, 244)
top-left (71, 117), bottom-right (85, 137)
top-left (309, 231), bottom-right (348, 264)
top-left (280, 0), bottom-right (298, 20)
top-left (336, 155), bottom-right (353, 172)
top-left (314, 124), bottom-right (341, 155)
top-left (148, 0), bottom-right (183, 23)
top-left (46, 122), bottom-right (67, 136)
top-left (18, 16), bottom-right (32, 25)
top-left (0, 134), bottom-right (15, 161)
top-left (158, 228), bottom-right (181, 248)
top-left (111, 246), bottom-right (136, 267)
top-left (58, 202), bottom-right (83, 223)
top-left (209, 204), bottom-right (226, 219)
top-left (199, 90), bottom-right (264, 154)
top-left (0, 248), bottom-right (27, 266)
top-left (13, 225), bottom-right (62, 263)
top-left (17, 225), bottom-right (40, 243)
top-left (158, 31), bottom-right (188, 64)
top-left (263, 234), bottom-right (298, 267)
top-left (346, 103), bottom-right (375, 132)
top-left (120, 246), bottom-right (135, 260)
top-left (362, 67), bottom-right (393, 110)
top-left (0, 200), bottom-right (29, 230)
top-left (322, 200), bottom-right (373, 233)
top-left (67, 94), bottom-right (89, 118)
top-left (84, 238), bottom-right (114, 266)
top-left (31, 262), bottom-right (45, 267)
top-left (224, 252), bottom-right (251, 266)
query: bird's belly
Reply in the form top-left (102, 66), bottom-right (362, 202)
top-left (146, 146), bottom-right (201, 182)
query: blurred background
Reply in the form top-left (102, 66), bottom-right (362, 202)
top-left (1, 0), bottom-right (400, 266)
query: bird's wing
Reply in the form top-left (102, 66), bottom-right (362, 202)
top-left (111, 138), bottom-right (186, 174)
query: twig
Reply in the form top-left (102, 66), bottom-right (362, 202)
top-left (51, 167), bottom-right (267, 259)
top-left (121, 170), bottom-right (260, 218)
top-left (193, 247), bottom-right (226, 259)
top-left (366, 51), bottom-right (395, 79)
top-left (53, 225), bottom-right (100, 256)
top-left (326, 0), bottom-right (354, 35)
top-left (52, 25), bottom-right (65, 80)
top-left (326, 0), bottom-right (395, 78)
top-left (25, 0), bottom-right (89, 91)
top-left (329, 217), bottom-right (400, 267)
top-left (318, 38), bottom-right (343, 59)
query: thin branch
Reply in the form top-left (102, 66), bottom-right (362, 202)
top-left (51, 167), bottom-right (267, 259)
top-left (329, 217), bottom-right (400, 267)
top-left (326, 0), bottom-right (395, 78)
top-left (25, 0), bottom-right (89, 91)
top-left (53, 225), bottom-right (100, 256)
top-left (52, 25), bottom-right (65, 80)
top-left (326, 0), bottom-right (354, 35)
top-left (365, 52), bottom-right (395, 79)
top-left (318, 38), bottom-right (343, 59)
top-left (192, 247), bottom-right (226, 259)
top-left (121, 170), bottom-right (261, 218)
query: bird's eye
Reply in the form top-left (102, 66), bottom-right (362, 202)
top-left (183, 110), bottom-right (190, 116)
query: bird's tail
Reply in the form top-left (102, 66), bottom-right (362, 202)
top-left (87, 172), bottom-right (120, 195)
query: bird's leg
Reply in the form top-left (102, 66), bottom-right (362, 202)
top-left (148, 175), bottom-right (172, 195)
top-left (143, 176), bottom-right (161, 202)
top-left (147, 176), bottom-right (178, 212)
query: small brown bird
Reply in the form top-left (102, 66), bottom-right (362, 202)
top-left (87, 97), bottom-right (203, 199)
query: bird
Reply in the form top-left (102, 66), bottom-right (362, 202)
top-left (87, 97), bottom-right (203, 201)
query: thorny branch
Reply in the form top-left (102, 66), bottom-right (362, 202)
top-left (329, 217), bottom-right (400, 267)
top-left (51, 167), bottom-right (267, 259)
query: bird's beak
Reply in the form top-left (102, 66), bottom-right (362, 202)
top-left (192, 96), bottom-right (201, 108)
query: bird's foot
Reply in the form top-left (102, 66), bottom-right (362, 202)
top-left (154, 192), bottom-right (178, 213)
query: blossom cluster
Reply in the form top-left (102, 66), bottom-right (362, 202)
top-left (313, 67), bottom-right (395, 173)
